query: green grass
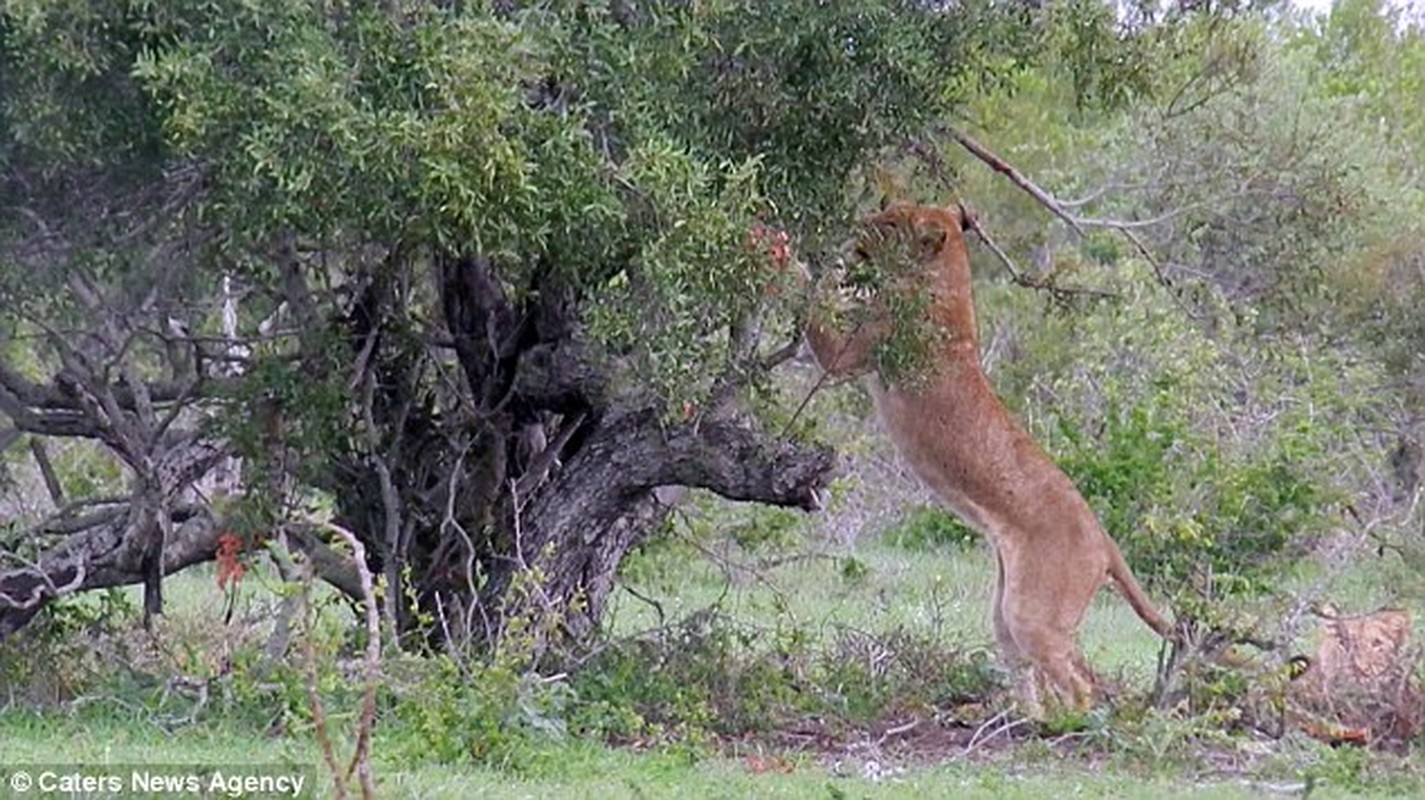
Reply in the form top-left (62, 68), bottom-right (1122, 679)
top-left (612, 534), bottom-right (1165, 684)
top-left (4, 522), bottom-right (1423, 799)
top-left (2, 710), bottom-right (1408, 799)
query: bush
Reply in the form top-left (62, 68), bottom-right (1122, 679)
top-left (883, 505), bottom-right (979, 552)
top-left (1053, 395), bottom-right (1333, 594)
top-left (0, 589), bottom-right (135, 706)
top-left (386, 654), bottom-right (576, 772)
top-left (979, 260), bottom-right (1373, 598)
top-left (570, 610), bottom-right (1000, 746)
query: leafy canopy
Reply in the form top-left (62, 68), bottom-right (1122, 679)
top-left (2, 0), bottom-right (1052, 405)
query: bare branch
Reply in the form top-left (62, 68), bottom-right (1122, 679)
top-left (942, 126), bottom-right (1086, 237)
top-left (0, 504), bottom-right (225, 639)
top-left (960, 211), bottom-right (1119, 302)
top-left (943, 125), bottom-right (1203, 317)
top-left (320, 522), bottom-right (381, 800)
top-left (299, 562), bottom-right (347, 800)
top-left (27, 438), bottom-right (65, 507)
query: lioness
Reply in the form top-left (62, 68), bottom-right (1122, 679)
top-left (797, 202), bottom-right (1172, 711)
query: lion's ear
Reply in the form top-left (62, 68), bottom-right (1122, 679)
top-left (955, 202), bottom-right (978, 232)
top-left (917, 222), bottom-right (948, 257)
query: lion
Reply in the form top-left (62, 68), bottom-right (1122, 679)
top-left (1289, 604), bottom-right (1420, 746)
top-left (793, 202), bottom-right (1173, 712)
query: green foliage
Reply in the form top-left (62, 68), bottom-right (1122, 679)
top-left (571, 612), bottom-right (998, 743)
top-left (884, 505), bottom-right (978, 552)
top-left (627, 0), bottom-right (1023, 226)
top-left (816, 627), bottom-right (999, 721)
top-left (725, 506), bottom-right (803, 554)
top-left (387, 654), bottom-right (578, 772)
top-left (1053, 395), bottom-right (1331, 594)
top-left (0, 0), bottom-right (165, 170)
top-left (218, 344), bottom-right (356, 501)
top-left (0, 0), bottom-right (1048, 413)
top-left (978, 259), bottom-right (1373, 597)
top-left (0, 589), bottom-right (135, 705)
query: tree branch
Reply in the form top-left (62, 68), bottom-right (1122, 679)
top-left (960, 210), bottom-right (1119, 303)
top-left (28, 438), bottom-right (65, 507)
top-left (943, 125), bottom-right (1201, 316)
top-left (942, 126), bottom-right (1085, 237)
top-left (0, 505), bottom-right (223, 639)
top-left (656, 417), bottom-right (838, 510)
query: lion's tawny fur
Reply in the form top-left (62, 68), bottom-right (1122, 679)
top-left (802, 203), bottom-right (1172, 711)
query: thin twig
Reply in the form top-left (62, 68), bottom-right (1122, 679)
top-left (874, 717), bottom-right (920, 747)
top-left (964, 709), bottom-right (1032, 757)
top-left (778, 305), bottom-right (867, 440)
top-left (299, 562), bottom-right (346, 800)
top-left (295, 522), bottom-right (382, 800)
top-left (960, 213), bottom-right (1119, 302)
top-left (619, 583), bottom-right (666, 628)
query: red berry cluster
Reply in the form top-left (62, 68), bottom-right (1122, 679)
top-left (749, 224), bottom-right (791, 267)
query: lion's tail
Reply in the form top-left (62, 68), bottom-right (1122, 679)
top-left (1105, 538), bottom-right (1174, 639)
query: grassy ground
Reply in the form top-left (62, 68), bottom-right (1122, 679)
top-left (0, 706), bottom-right (1416, 799)
top-left (608, 535), bottom-right (1165, 685)
top-left (1, 524), bottom-right (1421, 799)
top-left (5, 698), bottom-right (1419, 798)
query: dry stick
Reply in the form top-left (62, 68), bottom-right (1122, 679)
top-left (299, 523), bottom-right (382, 800)
top-left (322, 522), bottom-right (381, 800)
top-left (963, 709), bottom-right (1034, 757)
top-left (874, 717), bottom-right (921, 747)
top-left (299, 566), bottom-right (347, 800)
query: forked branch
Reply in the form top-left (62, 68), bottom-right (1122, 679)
top-left (941, 125), bottom-right (1188, 305)
top-left (958, 210), bottom-right (1118, 303)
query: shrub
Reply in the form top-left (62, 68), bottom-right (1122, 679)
top-left (0, 589), bottom-right (135, 706)
top-left (883, 505), bottom-right (979, 552)
top-left (1053, 395), bottom-right (1333, 594)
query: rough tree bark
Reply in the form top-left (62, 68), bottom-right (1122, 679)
top-left (320, 250), bottom-right (837, 653)
top-left (0, 237), bottom-right (836, 658)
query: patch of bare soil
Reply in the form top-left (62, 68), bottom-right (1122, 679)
top-left (717, 701), bottom-right (1412, 786)
top-left (719, 705), bottom-right (1075, 780)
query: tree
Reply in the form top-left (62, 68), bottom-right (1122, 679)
top-left (0, 0), bottom-right (1039, 651)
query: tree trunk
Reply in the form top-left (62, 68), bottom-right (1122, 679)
top-left (0, 249), bottom-right (837, 653)
top-left (311, 251), bottom-right (838, 655)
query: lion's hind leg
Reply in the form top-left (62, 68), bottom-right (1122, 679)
top-left (992, 545), bottom-right (1046, 716)
top-left (1036, 641), bottom-right (1096, 713)
top-left (1001, 604), bottom-right (1096, 714)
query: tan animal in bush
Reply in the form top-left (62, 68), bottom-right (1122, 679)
top-left (793, 202), bottom-right (1173, 712)
top-left (1290, 604), bottom-right (1421, 746)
